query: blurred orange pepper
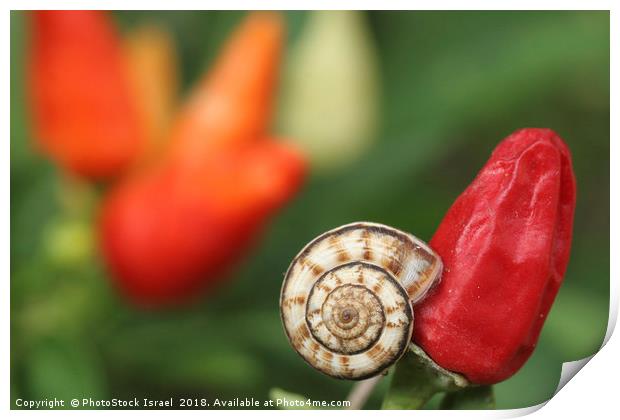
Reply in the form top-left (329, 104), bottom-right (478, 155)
top-left (123, 24), bottom-right (178, 167)
top-left (99, 12), bottom-right (306, 306)
top-left (168, 12), bottom-right (284, 167)
top-left (28, 11), bottom-right (145, 179)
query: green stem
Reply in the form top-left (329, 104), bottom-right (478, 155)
top-left (440, 385), bottom-right (495, 409)
top-left (382, 344), bottom-right (469, 409)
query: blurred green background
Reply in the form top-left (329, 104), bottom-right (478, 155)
top-left (10, 10), bottom-right (609, 409)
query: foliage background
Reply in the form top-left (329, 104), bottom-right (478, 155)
top-left (10, 10), bottom-right (610, 409)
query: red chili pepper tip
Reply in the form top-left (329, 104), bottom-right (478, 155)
top-left (413, 128), bottom-right (576, 385)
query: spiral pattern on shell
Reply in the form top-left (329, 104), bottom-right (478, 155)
top-left (280, 222), bottom-right (443, 380)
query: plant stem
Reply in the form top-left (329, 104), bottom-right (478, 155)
top-left (382, 343), bottom-right (469, 409)
top-left (346, 375), bottom-right (383, 410)
top-left (440, 385), bottom-right (495, 409)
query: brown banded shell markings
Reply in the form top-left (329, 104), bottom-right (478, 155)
top-left (279, 222), bottom-right (443, 380)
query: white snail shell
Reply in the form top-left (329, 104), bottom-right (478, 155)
top-left (280, 222), bottom-right (443, 380)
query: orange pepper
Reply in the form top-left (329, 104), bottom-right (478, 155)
top-left (123, 24), bottom-right (178, 167)
top-left (168, 12), bottom-right (284, 167)
top-left (99, 12), bottom-right (306, 306)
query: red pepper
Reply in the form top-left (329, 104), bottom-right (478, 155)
top-left (100, 141), bottom-right (304, 305)
top-left (28, 11), bottom-right (144, 179)
top-left (99, 13), bottom-right (306, 306)
top-left (413, 128), bottom-right (576, 384)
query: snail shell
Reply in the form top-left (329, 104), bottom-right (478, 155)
top-left (280, 222), bottom-right (442, 380)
